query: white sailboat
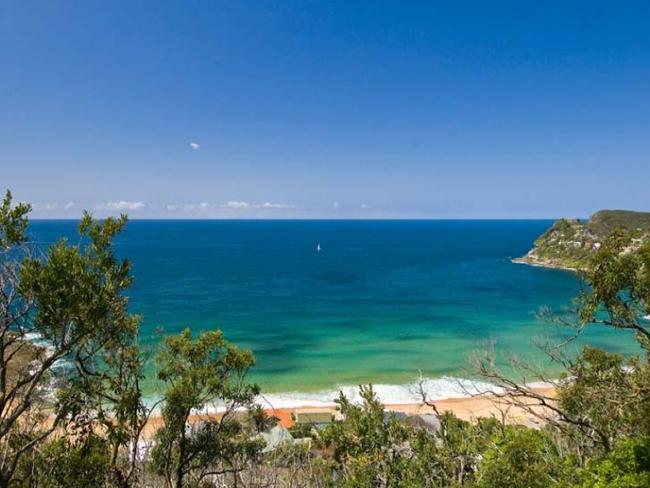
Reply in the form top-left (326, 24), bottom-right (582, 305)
top-left (316, 243), bottom-right (321, 252)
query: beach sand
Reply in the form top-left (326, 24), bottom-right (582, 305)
top-left (141, 386), bottom-right (555, 439)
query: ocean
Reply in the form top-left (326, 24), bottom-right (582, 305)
top-left (28, 220), bottom-right (640, 406)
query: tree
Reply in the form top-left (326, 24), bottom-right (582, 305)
top-left (557, 347), bottom-right (650, 454)
top-left (0, 190), bottom-right (148, 487)
top-left (320, 385), bottom-right (499, 487)
top-left (320, 385), bottom-right (416, 485)
top-left (0, 191), bottom-right (40, 487)
top-left (470, 230), bottom-right (650, 468)
top-left (431, 412), bottom-right (503, 486)
top-left (150, 328), bottom-right (262, 488)
top-left (474, 427), bottom-right (567, 488)
top-left (247, 404), bottom-right (279, 434)
top-left (577, 435), bottom-right (650, 488)
top-left (578, 231), bottom-right (650, 351)
top-left (31, 434), bottom-right (110, 488)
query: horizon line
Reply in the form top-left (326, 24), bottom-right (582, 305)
top-left (28, 217), bottom-right (565, 222)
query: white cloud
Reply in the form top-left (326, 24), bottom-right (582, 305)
top-left (166, 202), bottom-right (210, 211)
top-left (166, 200), bottom-right (293, 212)
top-left (222, 200), bottom-right (250, 209)
top-left (32, 203), bottom-right (59, 211)
top-left (31, 201), bottom-right (75, 212)
top-left (189, 142), bottom-right (200, 150)
top-left (332, 201), bottom-right (340, 209)
top-left (256, 202), bottom-right (292, 209)
top-left (98, 201), bottom-right (146, 211)
top-left (360, 203), bottom-right (369, 209)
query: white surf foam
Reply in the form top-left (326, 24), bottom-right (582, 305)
top-left (144, 376), bottom-right (501, 414)
top-left (255, 376), bottom-right (502, 410)
top-left (145, 376), bottom-right (558, 415)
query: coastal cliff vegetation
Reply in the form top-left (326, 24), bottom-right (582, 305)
top-left (514, 210), bottom-right (650, 271)
top-left (1, 190), bottom-right (649, 487)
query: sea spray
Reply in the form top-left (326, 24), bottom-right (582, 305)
top-left (255, 377), bottom-right (503, 409)
top-left (144, 376), bottom-right (515, 415)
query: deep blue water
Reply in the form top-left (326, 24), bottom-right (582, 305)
top-left (28, 220), bottom-right (640, 398)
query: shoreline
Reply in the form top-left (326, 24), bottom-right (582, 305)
top-left (141, 385), bottom-right (556, 439)
top-left (140, 376), bottom-right (546, 414)
top-left (512, 256), bottom-right (580, 272)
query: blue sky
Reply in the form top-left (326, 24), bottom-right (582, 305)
top-left (2, 1), bottom-right (649, 219)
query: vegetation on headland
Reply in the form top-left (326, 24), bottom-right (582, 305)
top-left (1, 190), bottom-right (650, 487)
top-left (514, 209), bottom-right (650, 271)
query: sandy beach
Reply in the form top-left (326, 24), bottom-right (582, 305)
top-left (141, 386), bottom-right (555, 439)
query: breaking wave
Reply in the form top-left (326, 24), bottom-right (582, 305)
top-left (256, 376), bottom-right (506, 410)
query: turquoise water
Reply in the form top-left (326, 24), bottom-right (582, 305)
top-left (29, 220), bottom-right (640, 402)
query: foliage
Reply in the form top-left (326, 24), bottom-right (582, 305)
top-left (522, 218), bottom-right (599, 269)
top-left (579, 234), bottom-right (650, 350)
top-left (0, 190), bottom-right (147, 487)
top-left (20, 212), bottom-right (148, 486)
top-left (471, 228), bottom-right (650, 486)
top-left (431, 413), bottom-right (503, 485)
top-left (0, 190), bottom-right (30, 249)
top-left (577, 435), bottom-right (650, 488)
top-left (320, 385), bottom-right (421, 486)
top-left (2, 190), bottom-right (650, 487)
top-left (517, 210), bottom-right (650, 270)
top-left (557, 347), bottom-right (650, 453)
top-left (149, 328), bottom-right (262, 488)
top-left (587, 210), bottom-right (650, 236)
top-left (320, 386), bottom-right (509, 487)
top-left (474, 427), bottom-right (567, 488)
top-left (247, 404), bottom-right (279, 434)
top-left (32, 435), bottom-right (110, 488)
top-left (288, 422), bottom-right (313, 439)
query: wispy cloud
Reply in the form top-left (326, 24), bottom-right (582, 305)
top-left (222, 200), bottom-right (250, 209)
top-left (166, 202), bottom-right (209, 211)
top-left (98, 201), bottom-right (146, 211)
top-left (166, 201), bottom-right (293, 212)
top-left (257, 202), bottom-right (292, 209)
top-left (189, 142), bottom-right (200, 150)
top-left (332, 201), bottom-right (340, 209)
top-left (32, 203), bottom-right (60, 211)
top-left (360, 203), bottom-right (369, 209)
top-left (31, 201), bottom-right (76, 212)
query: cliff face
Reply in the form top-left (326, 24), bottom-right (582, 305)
top-left (514, 210), bottom-right (650, 271)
